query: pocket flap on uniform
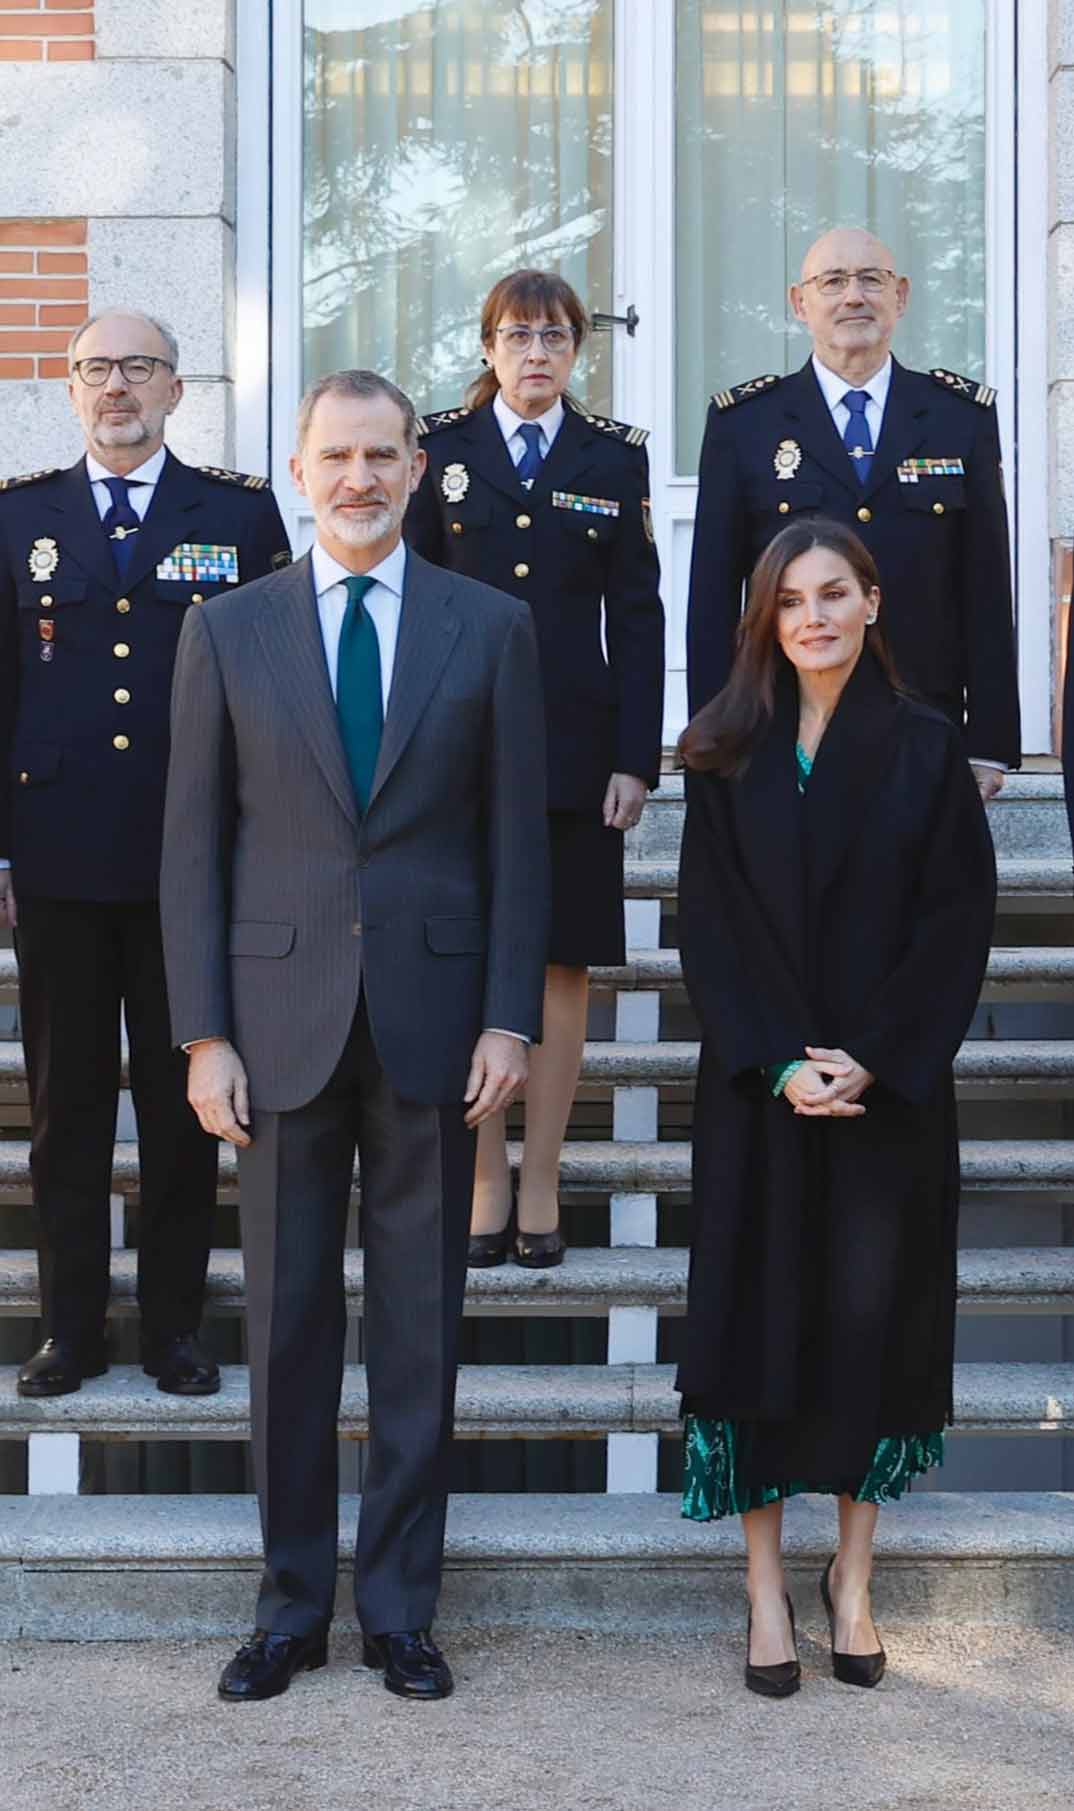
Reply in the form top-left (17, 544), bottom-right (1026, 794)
top-left (424, 916), bottom-right (487, 954)
top-left (16, 579), bottom-right (88, 609)
top-left (12, 743), bottom-right (61, 786)
top-left (768, 479), bottom-right (824, 513)
top-left (902, 480), bottom-right (966, 513)
top-left (229, 920), bottom-right (296, 958)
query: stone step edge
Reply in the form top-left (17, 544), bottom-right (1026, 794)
top-left (1, 1363), bottom-right (1071, 1436)
top-left (2, 1491), bottom-right (1072, 1568)
top-left (624, 857), bottom-right (1074, 900)
top-left (0, 1246), bottom-right (1071, 1316)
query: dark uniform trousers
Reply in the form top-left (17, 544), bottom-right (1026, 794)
top-left (238, 998), bottom-right (476, 1637)
top-left (16, 897), bottom-right (217, 1350)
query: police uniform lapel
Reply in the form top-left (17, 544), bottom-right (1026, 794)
top-left (465, 402), bottom-right (528, 503)
top-left (527, 402), bottom-right (594, 504)
top-left (118, 450), bottom-right (203, 592)
top-left (859, 359), bottom-right (929, 501)
top-left (35, 460), bottom-right (117, 590)
top-left (782, 362), bottom-right (859, 494)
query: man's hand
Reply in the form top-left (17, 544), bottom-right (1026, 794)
top-left (464, 1031), bottom-right (529, 1128)
top-left (0, 870), bottom-right (15, 931)
top-left (187, 1038), bottom-right (252, 1147)
top-left (603, 772), bottom-right (647, 832)
top-left (971, 764), bottom-right (1004, 803)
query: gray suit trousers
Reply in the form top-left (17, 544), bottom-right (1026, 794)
top-left (237, 1000), bottom-right (476, 1635)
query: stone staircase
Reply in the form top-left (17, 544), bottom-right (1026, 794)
top-left (1, 772), bottom-right (1073, 1638)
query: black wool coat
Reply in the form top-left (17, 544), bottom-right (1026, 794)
top-left (675, 652), bottom-right (996, 1486)
top-left (405, 397), bottom-right (665, 810)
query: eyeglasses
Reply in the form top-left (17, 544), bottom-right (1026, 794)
top-left (800, 268), bottom-right (896, 298)
top-left (72, 355), bottom-right (175, 386)
top-left (494, 325), bottom-right (575, 354)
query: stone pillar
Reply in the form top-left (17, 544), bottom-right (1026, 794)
top-left (1052, 6), bottom-right (1074, 551)
top-left (0, 0), bottom-right (236, 474)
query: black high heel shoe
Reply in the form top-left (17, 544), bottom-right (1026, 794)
top-left (820, 1556), bottom-right (886, 1688)
top-left (745, 1594), bottom-right (801, 1698)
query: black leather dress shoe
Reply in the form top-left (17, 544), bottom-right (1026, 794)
top-left (218, 1629), bottom-right (328, 1702)
top-left (362, 1629), bottom-right (454, 1700)
top-left (17, 1337), bottom-right (108, 1399)
top-left (143, 1332), bottom-right (220, 1396)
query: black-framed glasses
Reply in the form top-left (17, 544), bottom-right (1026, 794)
top-left (494, 325), bottom-right (575, 353)
top-left (800, 268), bottom-right (896, 298)
top-left (73, 355), bottom-right (175, 386)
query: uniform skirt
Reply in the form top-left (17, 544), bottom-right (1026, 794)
top-left (547, 811), bottom-right (626, 968)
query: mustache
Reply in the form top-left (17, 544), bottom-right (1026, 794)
top-left (332, 491), bottom-right (389, 509)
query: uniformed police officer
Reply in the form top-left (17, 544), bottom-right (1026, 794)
top-left (406, 270), bottom-right (664, 1266)
top-left (0, 308), bottom-right (291, 1397)
top-left (686, 226), bottom-right (1020, 794)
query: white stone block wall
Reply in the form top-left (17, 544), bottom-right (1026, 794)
top-left (0, 0), bottom-right (236, 476)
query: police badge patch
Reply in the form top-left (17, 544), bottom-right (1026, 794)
top-left (441, 463), bottom-right (470, 504)
top-left (28, 538), bottom-right (59, 581)
top-left (773, 440), bottom-right (802, 481)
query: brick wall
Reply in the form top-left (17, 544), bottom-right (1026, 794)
top-left (0, 1), bottom-right (94, 62)
top-left (0, 220), bottom-right (88, 379)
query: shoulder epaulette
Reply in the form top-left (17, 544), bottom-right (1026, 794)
top-left (565, 394), bottom-right (649, 447)
top-left (0, 467), bottom-right (60, 493)
top-left (198, 465), bottom-right (271, 491)
top-left (929, 368), bottom-right (996, 408)
top-left (415, 407), bottom-right (471, 437)
top-left (711, 374), bottom-right (781, 412)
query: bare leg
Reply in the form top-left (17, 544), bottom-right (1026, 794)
top-left (831, 1498), bottom-right (881, 1653)
top-left (517, 963), bottom-right (588, 1234)
top-left (742, 1501), bottom-right (796, 1665)
top-left (470, 1111), bottom-right (511, 1237)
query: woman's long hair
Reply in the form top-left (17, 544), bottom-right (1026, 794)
top-left (679, 518), bottom-right (903, 777)
top-left (465, 270), bottom-right (590, 411)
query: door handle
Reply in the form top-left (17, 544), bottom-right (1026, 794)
top-left (592, 305), bottom-right (639, 337)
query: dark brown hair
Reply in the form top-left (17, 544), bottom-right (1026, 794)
top-left (466, 270), bottom-right (590, 410)
top-left (679, 518), bottom-right (903, 776)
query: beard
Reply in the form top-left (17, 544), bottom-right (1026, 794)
top-left (327, 496), bottom-right (403, 547)
top-left (91, 407), bottom-right (154, 450)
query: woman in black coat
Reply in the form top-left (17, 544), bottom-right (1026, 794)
top-left (407, 270), bottom-right (665, 1266)
top-left (676, 519), bottom-right (996, 1697)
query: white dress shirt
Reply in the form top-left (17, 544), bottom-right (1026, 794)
top-left (310, 536), bottom-right (405, 711)
top-left (492, 392), bottom-right (565, 477)
top-left (85, 442), bottom-right (168, 521)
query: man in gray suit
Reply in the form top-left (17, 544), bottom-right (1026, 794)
top-left (161, 370), bottom-right (548, 1704)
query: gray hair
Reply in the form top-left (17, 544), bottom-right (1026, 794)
top-left (297, 369), bottom-right (418, 454)
top-left (67, 310), bottom-right (180, 372)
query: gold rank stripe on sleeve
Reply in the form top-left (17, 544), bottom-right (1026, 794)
top-left (415, 407), bottom-right (472, 437)
top-left (711, 374), bottom-right (782, 411)
top-left (564, 395), bottom-right (649, 445)
top-left (198, 465), bottom-right (271, 490)
top-left (929, 369), bottom-right (997, 408)
top-left (0, 468), bottom-right (60, 492)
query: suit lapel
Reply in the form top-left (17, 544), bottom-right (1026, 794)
top-left (37, 459), bottom-right (116, 590)
top-left (782, 362), bottom-right (858, 493)
top-left (861, 358), bottom-right (930, 500)
top-left (803, 650), bottom-right (900, 922)
top-left (369, 550), bottom-right (461, 806)
top-left (119, 451), bottom-right (210, 592)
top-left (253, 553), bottom-right (360, 831)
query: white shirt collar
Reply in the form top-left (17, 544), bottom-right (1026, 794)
top-left (311, 534), bottom-right (407, 600)
top-left (811, 352), bottom-right (893, 413)
top-left (492, 390), bottom-right (565, 448)
top-left (85, 444), bottom-right (168, 488)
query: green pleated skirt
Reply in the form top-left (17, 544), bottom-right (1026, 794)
top-left (682, 1416), bottom-right (944, 1521)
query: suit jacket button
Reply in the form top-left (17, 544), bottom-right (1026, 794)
top-left (191, 592), bottom-right (204, 604)
top-left (516, 513), bottom-right (531, 529)
top-left (19, 771), bottom-right (28, 784)
top-left (856, 506), bottom-right (872, 524)
top-left (450, 522), bottom-right (464, 536)
top-left (116, 598), bottom-right (131, 614)
top-left (778, 501), bottom-right (790, 515)
top-left (932, 501), bottom-right (945, 516)
top-left (112, 734), bottom-right (130, 751)
top-left (514, 562), bottom-right (530, 578)
top-left (114, 688), bottom-right (131, 704)
top-left (39, 594), bottom-right (53, 607)
top-left (113, 643), bottom-right (131, 658)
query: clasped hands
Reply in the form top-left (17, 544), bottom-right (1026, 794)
top-left (186, 1029), bottom-right (529, 1146)
top-left (783, 1046), bottom-right (875, 1118)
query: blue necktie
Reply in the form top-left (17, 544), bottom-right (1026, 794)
top-left (102, 476), bottom-right (143, 576)
top-left (336, 574), bottom-right (383, 814)
top-left (516, 421), bottom-right (544, 486)
top-left (841, 390), bottom-right (874, 487)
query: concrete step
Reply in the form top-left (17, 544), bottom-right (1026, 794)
top-left (624, 855), bottom-right (1074, 908)
top-left (592, 945), bottom-right (1074, 996)
top-left (3, 1490), bottom-right (1072, 1638)
top-left (1, 1137), bottom-right (1072, 1199)
top-left (1, 1362), bottom-right (1071, 1439)
top-left (1, 1246), bottom-right (1072, 1318)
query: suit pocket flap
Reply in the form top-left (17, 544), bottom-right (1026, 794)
top-left (425, 916), bottom-right (486, 955)
top-left (17, 580), bottom-right (88, 609)
top-left (12, 743), bottom-right (61, 786)
top-left (229, 920), bottom-right (296, 958)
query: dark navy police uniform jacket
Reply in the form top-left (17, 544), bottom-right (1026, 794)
top-left (685, 358), bottom-right (1021, 768)
top-left (405, 395), bottom-right (665, 810)
top-left (0, 451), bottom-right (290, 900)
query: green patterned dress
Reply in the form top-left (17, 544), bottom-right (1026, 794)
top-left (681, 741), bottom-right (945, 1522)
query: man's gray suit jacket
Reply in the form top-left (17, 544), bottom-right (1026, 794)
top-left (160, 546), bottom-right (549, 1112)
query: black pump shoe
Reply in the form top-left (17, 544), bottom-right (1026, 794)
top-left (467, 1226), bottom-right (512, 1267)
top-left (820, 1556), bottom-right (886, 1688)
top-left (745, 1593), bottom-right (801, 1698)
top-left (514, 1209), bottom-right (565, 1269)
top-left (217, 1629), bottom-right (328, 1702)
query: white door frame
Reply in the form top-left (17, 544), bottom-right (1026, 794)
top-left (239, 0), bottom-right (1052, 749)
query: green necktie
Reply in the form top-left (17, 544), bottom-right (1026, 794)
top-left (336, 573), bottom-right (383, 813)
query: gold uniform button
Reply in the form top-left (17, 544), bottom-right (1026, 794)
top-left (450, 522), bottom-right (463, 536)
top-left (191, 592), bottom-right (204, 604)
top-left (19, 771), bottom-right (28, 784)
top-left (856, 506), bottom-right (872, 524)
top-left (114, 688), bottom-right (130, 705)
top-left (778, 501), bottom-right (790, 515)
top-left (112, 735), bottom-right (130, 751)
top-left (113, 643), bottom-right (130, 658)
top-left (932, 501), bottom-right (945, 516)
top-left (116, 597), bottom-right (131, 614)
top-left (514, 562), bottom-right (530, 579)
top-left (516, 513), bottom-right (531, 529)
top-left (351, 921), bottom-right (362, 937)
top-left (39, 594), bottom-right (53, 607)
top-left (586, 527), bottom-right (599, 541)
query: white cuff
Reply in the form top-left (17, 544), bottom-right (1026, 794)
top-left (488, 1028), bottom-right (531, 1045)
top-left (968, 759), bottom-right (1008, 772)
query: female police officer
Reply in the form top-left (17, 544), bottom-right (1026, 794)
top-left (406, 270), bottom-right (664, 1265)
